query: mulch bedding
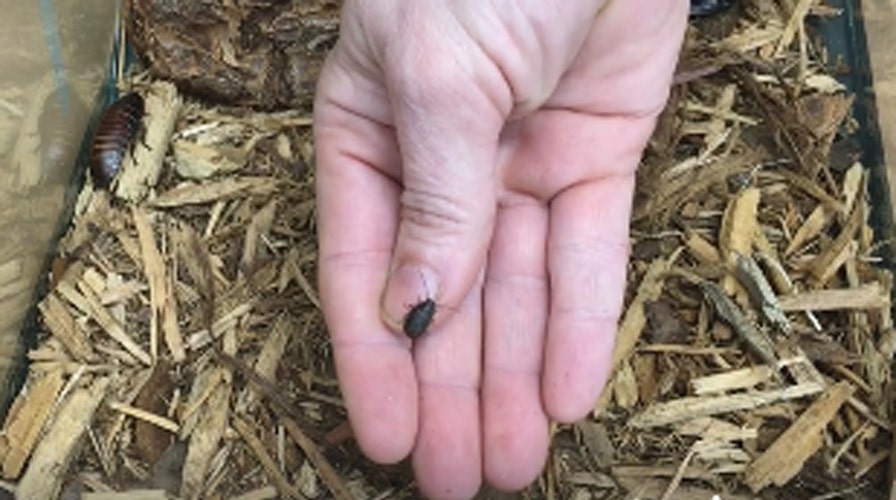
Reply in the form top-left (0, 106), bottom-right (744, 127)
top-left (0, 1), bottom-right (892, 499)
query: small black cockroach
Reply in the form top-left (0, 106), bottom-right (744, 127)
top-left (689, 0), bottom-right (737, 17)
top-left (403, 297), bottom-right (437, 339)
top-left (89, 92), bottom-right (145, 188)
top-left (402, 270), bottom-right (441, 339)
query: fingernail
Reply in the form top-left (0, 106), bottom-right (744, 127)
top-left (381, 263), bottom-right (440, 335)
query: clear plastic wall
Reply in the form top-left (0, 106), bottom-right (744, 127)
top-left (0, 1), bottom-right (116, 401)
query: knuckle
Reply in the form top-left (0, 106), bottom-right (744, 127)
top-left (400, 186), bottom-right (474, 234)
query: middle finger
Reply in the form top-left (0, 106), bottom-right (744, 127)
top-left (412, 274), bottom-right (484, 498)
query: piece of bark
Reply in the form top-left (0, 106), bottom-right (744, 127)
top-left (644, 299), bottom-right (690, 344)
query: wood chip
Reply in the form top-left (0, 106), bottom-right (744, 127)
top-left (735, 253), bottom-right (791, 335)
top-left (233, 416), bottom-right (304, 500)
top-left (280, 416), bottom-right (354, 500)
top-left (684, 231), bottom-right (720, 264)
top-left (83, 491), bottom-right (169, 500)
top-left (630, 382), bottom-right (824, 429)
top-left (595, 255), bottom-right (673, 415)
top-left (180, 368), bottom-right (231, 500)
top-left (241, 199), bottom-right (278, 272)
top-left (784, 204), bottom-right (833, 256)
top-left (743, 381), bottom-right (854, 491)
top-left (676, 417), bottom-right (758, 442)
top-left (700, 281), bottom-right (781, 371)
top-left (17, 377), bottom-right (110, 499)
top-left (108, 401), bottom-right (179, 434)
top-left (173, 139), bottom-right (246, 180)
top-left (57, 277), bottom-right (151, 365)
top-left (149, 177), bottom-right (279, 208)
top-left (39, 293), bottom-right (96, 362)
top-left (0, 369), bottom-right (65, 478)
top-left (719, 187), bottom-right (760, 293)
top-left (691, 366), bottom-right (775, 395)
top-left (806, 194), bottom-right (864, 283)
top-left (115, 80), bottom-right (183, 202)
top-left (777, 282), bottom-right (890, 311)
top-left (235, 315), bottom-right (292, 413)
top-left (134, 206), bottom-right (185, 362)
top-left (776, 0), bottom-right (817, 54)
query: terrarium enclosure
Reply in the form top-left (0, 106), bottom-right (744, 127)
top-left (0, 0), bottom-right (117, 409)
top-left (0, 1), bottom-right (893, 499)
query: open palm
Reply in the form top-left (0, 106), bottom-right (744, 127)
top-left (313, 1), bottom-right (688, 497)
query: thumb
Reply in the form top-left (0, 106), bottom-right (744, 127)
top-left (380, 41), bottom-right (508, 338)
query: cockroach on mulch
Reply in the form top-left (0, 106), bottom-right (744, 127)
top-left (89, 92), bottom-right (145, 188)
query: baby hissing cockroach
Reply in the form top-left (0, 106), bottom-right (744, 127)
top-left (401, 271), bottom-right (441, 339)
top-left (89, 92), bottom-right (145, 188)
top-left (403, 297), bottom-right (437, 339)
top-left (689, 0), bottom-right (737, 16)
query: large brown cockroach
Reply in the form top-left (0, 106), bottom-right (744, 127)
top-left (89, 92), bottom-right (145, 188)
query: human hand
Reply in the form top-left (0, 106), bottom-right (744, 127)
top-left (313, 1), bottom-right (688, 497)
